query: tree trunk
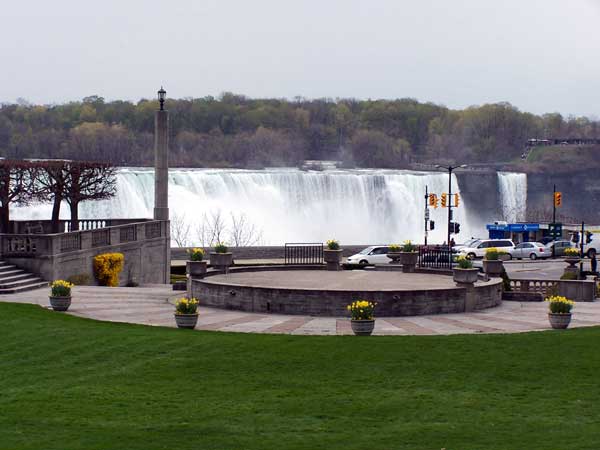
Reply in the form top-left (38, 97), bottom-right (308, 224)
top-left (51, 195), bottom-right (62, 233)
top-left (69, 201), bottom-right (79, 231)
top-left (0, 206), bottom-right (9, 234)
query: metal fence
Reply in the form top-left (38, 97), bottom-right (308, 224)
top-left (418, 246), bottom-right (453, 270)
top-left (284, 243), bottom-right (324, 265)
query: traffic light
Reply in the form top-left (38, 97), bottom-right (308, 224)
top-left (586, 231), bottom-right (593, 244)
top-left (429, 220), bottom-right (435, 231)
top-left (441, 193), bottom-right (447, 208)
top-left (454, 193), bottom-right (460, 207)
top-left (455, 222), bottom-right (461, 234)
top-left (554, 191), bottom-right (562, 207)
top-left (428, 194), bottom-right (438, 208)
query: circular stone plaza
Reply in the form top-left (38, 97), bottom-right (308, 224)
top-left (4, 268), bottom-right (600, 335)
top-left (190, 269), bottom-right (502, 317)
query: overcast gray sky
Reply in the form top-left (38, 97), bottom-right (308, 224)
top-left (2, 0), bottom-right (599, 116)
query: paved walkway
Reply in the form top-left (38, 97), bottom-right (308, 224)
top-left (3, 285), bottom-right (600, 335)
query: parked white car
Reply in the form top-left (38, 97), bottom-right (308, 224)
top-left (346, 246), bottom-right (390, 265)
top-left (458, 239), bottom-right (515, 259)
top-left (508, 242), bottom-right (549, 260)
top-left (452, 238), bottom-right (482, 252)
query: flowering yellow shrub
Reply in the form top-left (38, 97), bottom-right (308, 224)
top-left (564, 248), bottom-right (580, 257)
top-left (347, 300), bottom-right (377, 320)
top-left (93, 253), bottom-right (124, 287)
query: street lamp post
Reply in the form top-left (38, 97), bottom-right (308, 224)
top-left (436, 164), bottom-right (467, 255)
top-left (158, 86), bottom-right (166, 111)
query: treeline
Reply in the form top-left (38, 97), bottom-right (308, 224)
top-left (1, 94), bottom-right (599, 168)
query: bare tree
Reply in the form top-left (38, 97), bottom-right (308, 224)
top-left (229, 212), bottom-right (263, 246)
top-left (170, 212), bottom-right (191, 247)
top-left (0, 160), bottom-right (38, 233)
top-left (34, 160), bottom-right (70, 232)
top-left (195, 211), bottom-right (227, 247)
top-left (63, 161), bottom-right (117, 231)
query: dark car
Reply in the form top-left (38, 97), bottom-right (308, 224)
top-left (545, 240), bottom-right (573, 257)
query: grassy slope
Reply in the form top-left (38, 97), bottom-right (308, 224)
top-left (524, 145), bottom-right (600, 172)
top-left (2, 302), bottom-right (600, 450)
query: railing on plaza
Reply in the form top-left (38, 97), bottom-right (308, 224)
top-left (418, 245), bottom-right (453, 270)
top-left (509, 279), bottom-right (558, 296)
top-left (284, 243), bottom-right (324, 265)
top-left (0, 219), bottom-right (167, 259)
top-left (7, 218), bottom-right (151, 235)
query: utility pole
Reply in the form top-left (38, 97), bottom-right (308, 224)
top-left (552, 184), bottom-right (556, 258)
top-left (436, 164), bottom-right (466, 263)
top-left (447, 166), bottom-right (452, 251)
top-left (580, 221), bottom-right (585, 279)
top-left (424, 185), bottom-right (429, 246)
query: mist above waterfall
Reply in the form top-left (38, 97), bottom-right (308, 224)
top-left (11, 168), bottom-right (524, 246)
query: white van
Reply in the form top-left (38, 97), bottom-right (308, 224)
top-left (571, 233), bottom-right (599, 258)
top-left (458, 239), bottom-right (515, 259)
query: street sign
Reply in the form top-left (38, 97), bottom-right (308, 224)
top-left (425, 209), bottom-right (430, 220)
top-left (549, 222), bottom-right (563, 238)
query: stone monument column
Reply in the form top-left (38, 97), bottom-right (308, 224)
top-left (154, 87), bottom-right (170, 284)
top-left (154, 87), bottom-right (169, 221)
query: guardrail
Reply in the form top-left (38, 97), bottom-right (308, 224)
top-left (418, 246), bottom-right (453, 270)
top-left (284, 243), bottom-right (324, 265)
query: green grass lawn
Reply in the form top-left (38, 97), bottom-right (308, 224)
top-left (2, 302), bottom-right (600, 450)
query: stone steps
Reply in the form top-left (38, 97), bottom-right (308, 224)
top-left (0, 261), bottom-right (48, 294)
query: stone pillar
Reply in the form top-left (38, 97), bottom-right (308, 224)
top-left (154, 110), bottom-right (169, 221)
top-left (154, 108), bottom-right (170, 284)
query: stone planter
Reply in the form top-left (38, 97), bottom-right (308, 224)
top-left (49, 295), bottom-right (71, 312)
top-left (483, 259), bottom-right (504, 277)
top-left (453, 268), bottom-right (479, 284)
top-left (399, 252), bottom-right (418, 273)
top-left (350, 319), bottom-right (375, 336)
top-left (186, 260), bottom-right (207, 277)
top-left (210, 252), bottom-right (233, 268)
top-left (386, 252), bottom-right (402, 263)
top-left (565, 257), bottom-right (580, 268)
top-left (174, 313), bottom-right (199, 329)
top-left (323, 249), bottom-right (343, 271)
top-left (548, 312), bottom-right (572, 329)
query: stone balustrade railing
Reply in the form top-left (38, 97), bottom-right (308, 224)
top-left (509, 279), bottom-right (559, 296)
top-left (7, 218), bottom-right (151, 235)
top-left (0, 220), bottom-right (167, 258)
top-left (509, 278), bottom-right (596, 302)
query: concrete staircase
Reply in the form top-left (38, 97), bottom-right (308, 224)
top-left (0, 261), bottom-right (48, 294)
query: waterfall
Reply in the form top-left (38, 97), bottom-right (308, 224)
top-left (12, 167), bottom-right (484, 245)
top-left (498, 172), bottom-right (527, 222)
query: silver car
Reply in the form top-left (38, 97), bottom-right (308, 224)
top-left (509, 242), bottom-right (549, 260)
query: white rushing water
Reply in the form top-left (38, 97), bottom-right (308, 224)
top-left (498, 172), bottom-right (528, 223)
top-left (12, 167), bottom-right (499, 246)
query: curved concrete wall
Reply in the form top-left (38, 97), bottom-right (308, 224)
top-left (191, 269), bottom-right (502, 317)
